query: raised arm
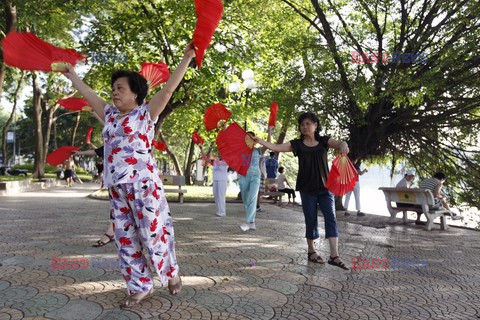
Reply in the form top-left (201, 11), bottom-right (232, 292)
top-left (260, 127), bottom-right (273, 154)
top-left (63, 66), bottom-right (108, 122)
top-left (149, 42), bottom-right (196, 120)
top-left (255, 137), bottom-right (292, 153)
top-left (327, 138), bottom-right (349, 156)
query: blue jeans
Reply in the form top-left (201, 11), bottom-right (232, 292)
top-left (300, 190), bottom-right (338, 239)
top-left (239, 173), bottom-right (260, 223)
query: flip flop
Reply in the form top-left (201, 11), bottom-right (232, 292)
top-left (92, 233), bottom-right (114, 247)
top-left (307, 251), bottom-right (325, 264)
top-left (328, 256), bottom-right (349, 270)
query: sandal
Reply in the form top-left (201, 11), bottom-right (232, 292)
top-left (307, 251), bottom-right (325, 264)
top-left (328, 256), bottom-right (349, 270)
top-left (92, 233), bottom-right (114, 247)
top-left (121, 287), bottom-right (154, 308)
top-left (168, 275), bottom-right (182, 295)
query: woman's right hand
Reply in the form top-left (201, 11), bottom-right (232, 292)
top-left (62, 64), bottom-right (78, 80)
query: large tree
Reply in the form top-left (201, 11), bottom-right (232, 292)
top-left (278, 0), bottom-right (480, 206)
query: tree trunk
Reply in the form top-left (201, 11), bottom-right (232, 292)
top-left (32, 72), bottom-right (45, 178)
top-left (42, 105), bottom-right (58, 160)
top-left (70, 112), bottom-right (81, 146)
top-left (157, 131), bottom-right (182, 175)
top-left (184, 139), bottom-right (195, 185)
top-left (0, 0), bottom-right (17, 98)
top-left (1, 72), bottom-right (24, 165)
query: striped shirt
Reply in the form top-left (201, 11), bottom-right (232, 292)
top-left (419, 178), bottom-right (440, 195)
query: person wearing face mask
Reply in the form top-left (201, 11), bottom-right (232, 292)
top-left (255, 112), bottom-right (350, 270)
top-left (63, 42), bottom-right (195, 308)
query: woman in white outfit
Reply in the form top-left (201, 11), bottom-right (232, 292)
top-left (344, 158), bottom-right (367, 216)
top-left (213, 157), bottom-right (228, 217)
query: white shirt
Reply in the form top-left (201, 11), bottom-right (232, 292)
top-left (396, 177), bottom-right (412, 188)
top-left (277, 174), bottom-right (287, 189)
top-left (213, 160), bottom-right (228, 181)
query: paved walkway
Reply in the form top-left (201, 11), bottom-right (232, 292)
top-left (1, 183), bottom-right (479, 320)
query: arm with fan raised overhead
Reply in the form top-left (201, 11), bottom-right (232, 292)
top-left (149, 42), bottom-right (196, 120)
top-left (62, 66), bottom-right (108, 122)
top-left (260, 127), bottom-right (273, 154)
top-left (327, 138), bottom-right (349, 156)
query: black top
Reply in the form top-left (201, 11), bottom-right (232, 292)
top-left (290, 136), bottom-right (330, 193)
top-left (94, 146), bottom-right (104, 158)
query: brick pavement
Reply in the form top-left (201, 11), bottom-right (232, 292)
top-left (1, 183), bottom-right (480, 319)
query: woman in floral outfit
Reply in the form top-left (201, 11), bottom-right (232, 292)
top-left (64, 43), bottom-right (195, 307)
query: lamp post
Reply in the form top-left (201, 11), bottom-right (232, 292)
top-left (229, 69), bottom-right (256, 130)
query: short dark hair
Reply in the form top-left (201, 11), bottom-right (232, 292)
top-left (111, 70), bottom-right (148, 105)
top-left (433, 172), bottom-right (447, 180)
top-left (270, 152), bottom-right (275, 157)
top-left (278, 166), bottom-right (284, 173)
top-left (298, 112), bottom-right (321, 141)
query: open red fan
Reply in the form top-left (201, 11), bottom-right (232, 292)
top-left (192, 132), bottom-right (205, 145)
top-left (152, 140), bottom-right (167, 151)
top-left (46, 146), bottom-right (80, 166)
top-left (325, 155), bottom-right (358, 196)
top-left (216, 122), bottom-right (254, 176)
top-left (268, 101), bottom-right (279, 127)
top-left (193, 0), bottom-right (224, 68)
top-left (85, 128), bottom-right (94, 144)
top-left (57, 98), bottom-right (91, 112)
top-left (2, 32), bottom-right (85, 72)
top-left (138, 62), bottom-right (170, 90)
top-left (204, 103), bottom-right (231, 131)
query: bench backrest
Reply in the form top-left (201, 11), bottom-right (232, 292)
top-left (378, 187), bottom-right (435, 206)
top-left (160, 175), bottom-right (186, 186)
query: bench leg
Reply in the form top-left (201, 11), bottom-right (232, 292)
top-left (179, 193), bottom-right (184, 204)
top-left (425, 215), bottom-right (434, 231)
top-left (402, 211), bottom-right (408, 224)
top-left (441, 215), bottom-right (448, 230)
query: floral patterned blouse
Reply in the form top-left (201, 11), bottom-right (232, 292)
top-left (102, 103), bottom-right (162, 188)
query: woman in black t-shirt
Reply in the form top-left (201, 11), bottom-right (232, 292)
top-left (255, 112), bottom-right (349, 270)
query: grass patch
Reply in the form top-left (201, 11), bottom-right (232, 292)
top-left (92, 185), bottom-right (239, 202)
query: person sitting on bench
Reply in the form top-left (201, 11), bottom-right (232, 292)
top-left (276, 166), bottom-right (297, 204)
top-left (419, 171), bottom-right (463, 221)
top-left (395, 170), bottom-right (424, 225)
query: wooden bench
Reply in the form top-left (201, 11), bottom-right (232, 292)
top-left (160, 175), bottom-right (187, 204)
top-left (263, 191), bottom-right (285, 204)
top-left (379, 187), bottom-right (450, 231)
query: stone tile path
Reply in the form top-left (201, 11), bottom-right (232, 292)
top-left (1, 183), bottom-right (479, 319)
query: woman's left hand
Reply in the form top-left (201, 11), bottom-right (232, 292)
top-left (339, 141), bottom-right (349, 156)
top-left (184, 41), bottom-right (196, 59)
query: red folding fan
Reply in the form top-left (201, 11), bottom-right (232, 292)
top-left (138, 62), bottom-right (170, 90)
top-left (192, 132), bottom-right (205, 145)
top-left (46, 146), bottom-right (80, 166)
top-left (216, 122), bottom-right (254, 176)
top-left (325, 155), bottom-right (358, 196)
top-left (268, 101), bottom-right (279, 127)
top-left (193, 0), bottom-right (224, 68)
top-left (204, 103), bottom-right (231, 131)
top-left (152, 140), bottom-right (167, 151)
top-left (2, 32), bottom-right (85, 72)
top-left (57, 98), bottom-right (91, 112)
top-left (85, 128), bottom-right (94, 144)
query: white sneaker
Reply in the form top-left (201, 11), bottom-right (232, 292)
top-left (451, 213), bottom-right (463, 220)
top-left (216, 212), bottom-right (225, 217)
top-left (240, 223), bottom-right (250, 231)
top-left (248, 222), bottom-right (256, 230)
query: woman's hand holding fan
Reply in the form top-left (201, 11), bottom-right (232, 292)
top-left (325, 155), bottom-right (358, 196)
